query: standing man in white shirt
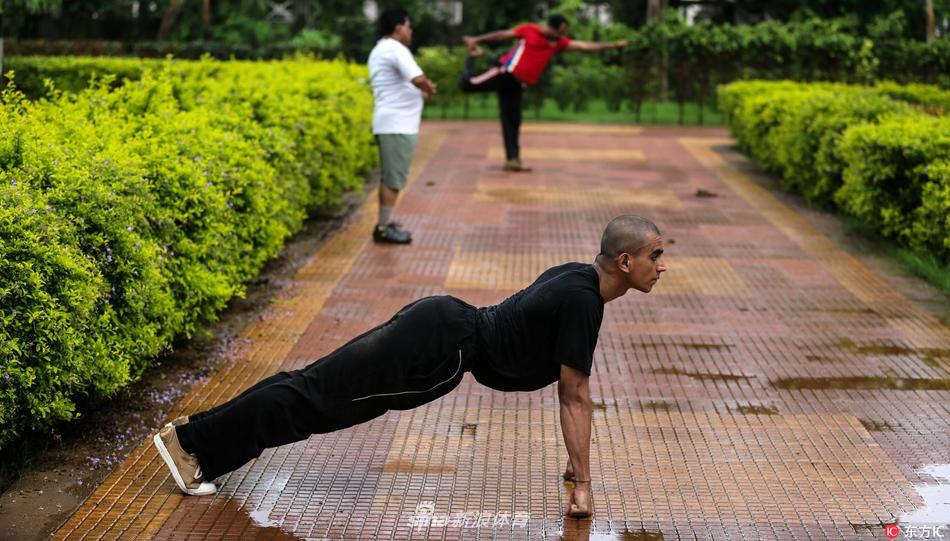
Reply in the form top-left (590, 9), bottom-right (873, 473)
top-left (367, 8), bottom-right (437, 244)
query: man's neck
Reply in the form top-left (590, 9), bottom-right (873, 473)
top-left (592, 258), bottom-right (626, 303)
top-left (385, 35), bottom-right (409, 47)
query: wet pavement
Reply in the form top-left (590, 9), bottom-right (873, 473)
top-left (51, 122), bottom-right (950, 540)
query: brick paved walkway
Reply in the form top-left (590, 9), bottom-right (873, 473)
top-left (53, 122), bottom-right (950, 540)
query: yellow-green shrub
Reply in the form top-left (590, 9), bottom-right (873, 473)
top-left (0, 57), bottom-right (376, 449)
top-left (719, 80), bottom-right (950, 264)
top-left (772, 88), bottom-right (914, 204)
top-left (716, 81), bottom-right (804, 151)
top-left (835, 117), bottom-right (950, 259)
top-left (874, 81), bottom-right (950, 113)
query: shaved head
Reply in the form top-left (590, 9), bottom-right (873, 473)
top-left (598, 215), bottom-right (661, 259)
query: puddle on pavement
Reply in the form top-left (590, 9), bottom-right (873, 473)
top-left (249, 508), bottom-right (281, 528)
top-left (653, 367), bottom-right (754, 382)
top-left (812, 306), bottom-right (877, 315)
top-left (374, 459), bottom-right (455, 474)
top-left (640, 401), bottom-right (677, 412)
top-left (900, 464), bottom-right (950, 528)
top-left (833, 339), bottom-right (950, 371)
top-left (460, 423), bottom-right (477, 437)
top-left (204, 497), bottom-right (302, 540)
top-left (635, 342), bottom-right (733, 351)
top-left (770, 376), bottom-right (950, 391)
top-left (560, 521), bottom-right (665, 541)
top-left (859, 419), bottom-right (898, 432)
top-left (730, 404), bottom-right (779, 415)
top-left (850, 522), bottom-right (887, 534)
top-left (678, 343), bottom-right (733, 351)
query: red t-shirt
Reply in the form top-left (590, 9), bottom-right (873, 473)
top-left (499, 23), bottom-right (571, 85)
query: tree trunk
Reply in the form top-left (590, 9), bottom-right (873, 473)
top-left (647, 0), bottom-right (668, 101)
top-left (647, 0), bottom-right (667, 21)
top-left (158, 0), bottom-right (185, 41)
top-left (202, 0), bottom-right (212, 37)
top-left (926, 0), bottom-right (935, 43)
top-left (698, 85), bottom-right (704, 126)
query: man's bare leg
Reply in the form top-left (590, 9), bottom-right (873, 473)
top-left (379, 183), bottom-right (399, 214)
top-left (374, 183), bottom-right (411, 244)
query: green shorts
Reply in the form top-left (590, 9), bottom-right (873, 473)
top-left (376, 133), bottom-right (418, 191)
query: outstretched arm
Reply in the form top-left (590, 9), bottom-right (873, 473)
top-left (463, 29), bottom-right (518, 52)
top-left (558, 364), bottom-right (593, 517)
top-left (565, 39), bottom-right (628, 53)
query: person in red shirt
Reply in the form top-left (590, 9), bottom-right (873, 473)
top-left (461, 15), bottom-right (627, 171)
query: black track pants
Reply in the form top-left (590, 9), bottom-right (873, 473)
top-left (459, 56), bottom-right (524, 161)
top-left (177, 296), bottom-right (479, 480)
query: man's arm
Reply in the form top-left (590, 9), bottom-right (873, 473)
top-left (558, 363), bottom-right (593, 516)
top-left (463, 29), bottom-right (518, 52)
top-left (565, 39), bottom-right (628, 53)
top-left (411, 75), bottom-right (437, 100)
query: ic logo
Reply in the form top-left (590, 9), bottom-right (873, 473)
top-left (884, 523), bottom-right (901, 540)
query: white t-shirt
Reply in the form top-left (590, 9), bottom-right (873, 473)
top-left (368, 38), bottom-right (425, 134)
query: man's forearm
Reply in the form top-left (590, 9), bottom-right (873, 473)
top-left (569, 40), bottom-right (627, 53)
top-left (592, 41), bottom-right (620, 52)
top-left (470, 29), bottom-right (514, 44)
top-left (411, 75), bottom-right (436, 99)
top-left (559, 399), bottom-right (592, 480)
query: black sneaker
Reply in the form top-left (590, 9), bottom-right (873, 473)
top-left (373, 223), bottom-right (412, 244)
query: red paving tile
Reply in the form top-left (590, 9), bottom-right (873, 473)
top-left (52, 122), bottom-right (949, 540)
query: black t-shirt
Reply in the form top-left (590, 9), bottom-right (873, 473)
top-left (472, 262), bottom-right (604, 392)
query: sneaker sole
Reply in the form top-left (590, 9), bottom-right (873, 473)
top-left (372, 235), bottom-right (412, 244)
top-left (152, 433), bottom-right (217, 496)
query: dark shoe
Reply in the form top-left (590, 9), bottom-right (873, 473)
top-left (373, 223), bottom-right (412, 244)
top-left (503, 159), bottom-right (532, 172)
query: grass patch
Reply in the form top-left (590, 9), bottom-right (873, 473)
top-left (423, 97), bottom-right (722, 125)
top-left (842, 216), bottom-right (950, 297)
top-left (891, 249), bottom-right (950, 296)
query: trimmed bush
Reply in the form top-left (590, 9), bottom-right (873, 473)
top-left (873, 81), bottom-right (950, 114)
top-left (734, 86), bottom-right (814, 175)
top-left (835, 116), bottom-right (950, 260)
top-left (0, 57), bottom-right (376, 449)
top-left (719, 79), bottom-right (950, 265)
top-left (773, 88), bottom-right (913, 205)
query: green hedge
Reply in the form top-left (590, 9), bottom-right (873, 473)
top-left (836, 116), bottom-right (950, 257)
top-left (719, 80), bottom-right (950, 263)
top-left (5, 38), bottom-right (342, 62)
top-left (2, 56), bottom-right (147, 97)
top-left (873, 81), bottom-right (950, 114)
top-left (0, 57), bottom-right (376, 449)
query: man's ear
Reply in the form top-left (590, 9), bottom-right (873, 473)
top-left (618, 253), bottom-right (630, 271)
